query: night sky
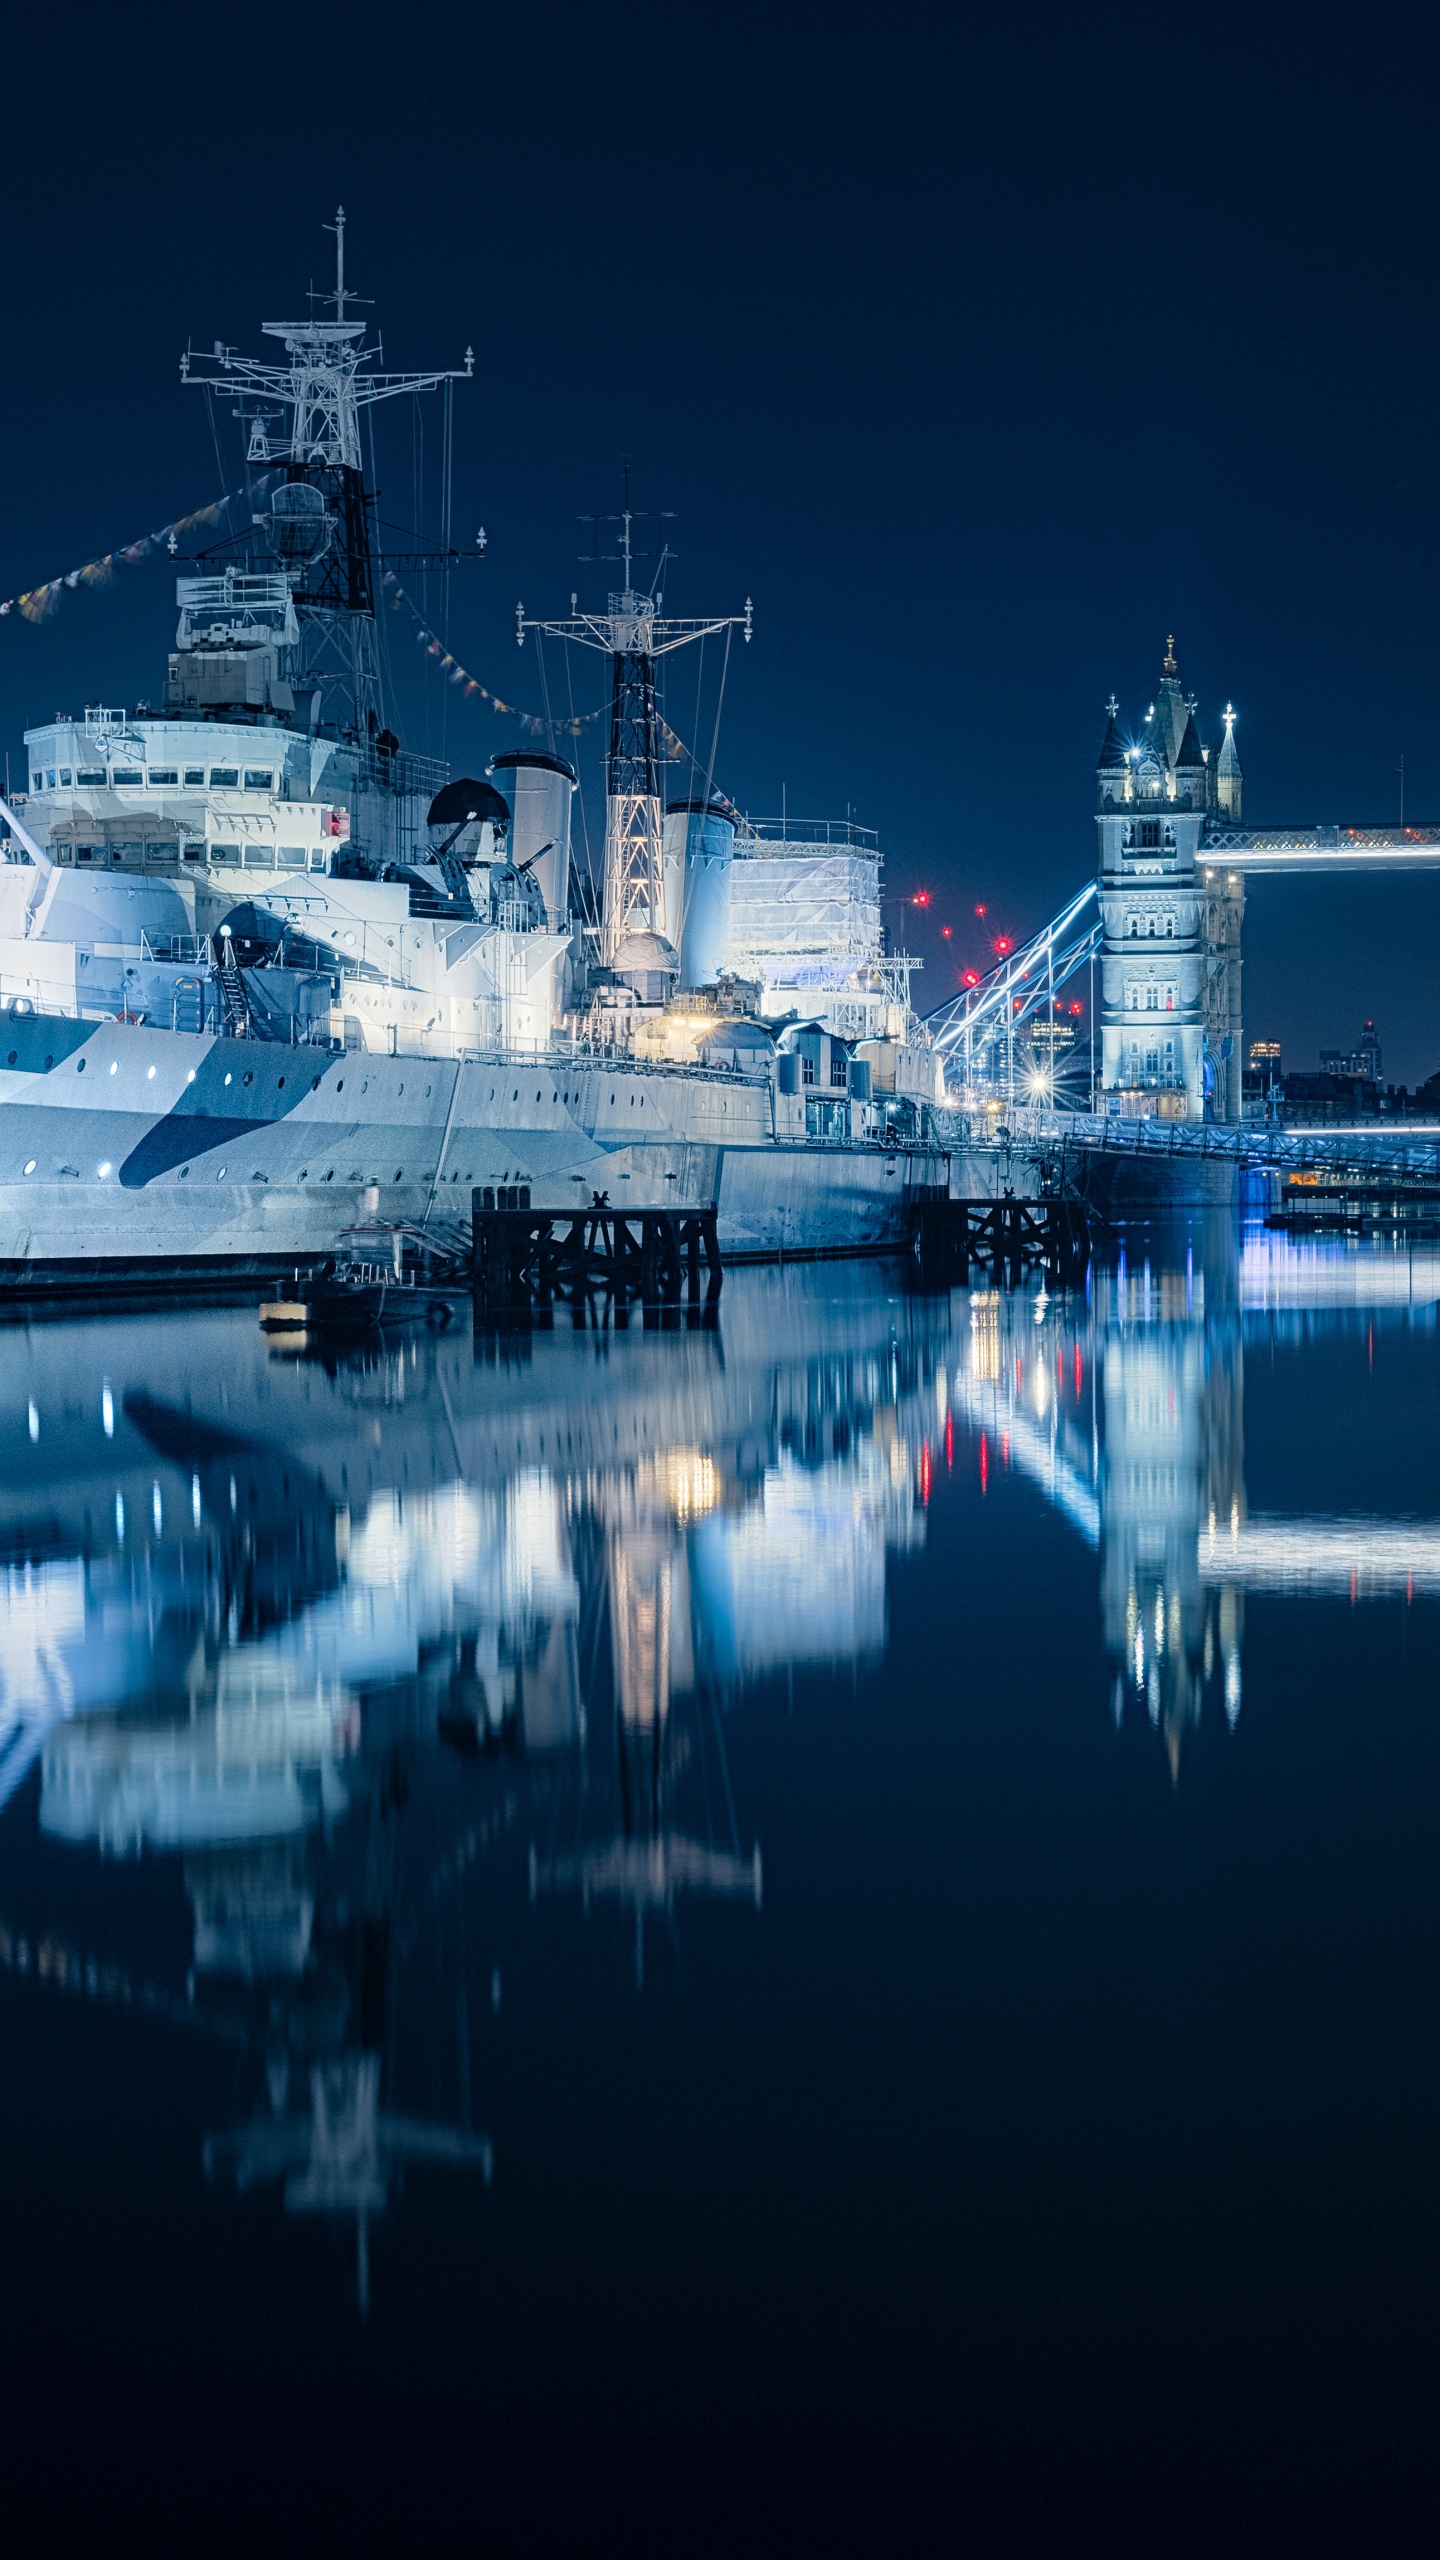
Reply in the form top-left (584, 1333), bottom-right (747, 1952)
top-left (3, 5), bottom-right (1437, 1079)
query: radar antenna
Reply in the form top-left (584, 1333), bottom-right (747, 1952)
top-left (180, 211), bottom-right (474, 738)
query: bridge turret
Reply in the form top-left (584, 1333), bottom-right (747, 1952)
top-left (1216, 703), bottom-right (1242, 821)
top-left (1095, 640), bottom-right (1213, 1122)
top-left (1096, 697), bottom-right (1130, 808)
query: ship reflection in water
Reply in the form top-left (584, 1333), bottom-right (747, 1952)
top-left (0, 1226), bottom-right (1436, 2320)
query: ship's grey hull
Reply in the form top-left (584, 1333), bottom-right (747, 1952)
top-left (0, 1019), bottom-right (948, 1279)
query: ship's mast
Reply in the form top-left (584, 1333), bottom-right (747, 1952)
top-left (180, 211), bottom-right (473, 738)
top-left (518, 493), bottom-right (749, 962)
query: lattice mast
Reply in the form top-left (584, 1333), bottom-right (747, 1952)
top-left (518, 501), bottom-right (749, 961)
top-left (180, 208), bottom-right (473, 738)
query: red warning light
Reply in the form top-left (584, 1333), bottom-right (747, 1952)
top-left (975, 904), bottom-right (987, 917)
top-left (912, 891), bottom-right (932, 908)
top-left (1069, 1000), bottom-right (1083, 1016)
top-left (994, 936), bottom-right (1012, 954)
top-left (963, 970), bottom-right (979, 986)
top-left (941, 925), bottom-right (953, 939)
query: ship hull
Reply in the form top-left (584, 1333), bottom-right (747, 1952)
top-left (0, 1019), bottom-right (948, 1281)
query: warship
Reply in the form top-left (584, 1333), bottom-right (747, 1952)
top-left (0, 218), bottom-right (954, 1284)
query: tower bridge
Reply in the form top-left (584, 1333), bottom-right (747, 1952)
top-left (928, 639), bottom-right (1440, 1121)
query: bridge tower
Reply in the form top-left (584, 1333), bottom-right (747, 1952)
top-left (1096, 640), bottom-right (1244, 1121)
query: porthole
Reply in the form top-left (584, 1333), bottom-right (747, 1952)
top-left (147, 1065), bottom-right (156, 1081)
top-left (299, 1169), bottom-right (308, 1180)
top-left (397, 1082), bottom-right (404, 1097)
top-left (512, 1089), bottom-right (518, 1102)
top-left (361, 1080), bottom-right (368, 1094)
top-left (22, 1158), bottom-right (35, 1175)
top-left (224, 1072), bottom-right (233, 1086)
top-left (243, 1071), bottom-right (253, 1087)
top-left (424, 1084), bottom-right (432, 1099)
top-left (536, 1089), bottom-right (541, 1102)
top-left (324, 1170), bottom-right (334, 1182)
top-left (336, 1079), bottom-right (344, 1092)
top-left (44, 1056), bottom-right (52, 1071)
top-left (179, 1167), bottom-right (189, 1180)
top-left (76, 1059), bottom-right (85, 1072)
top-left (489, 1088), bottom-right (495, 1100)
top-left (109, 1061), bottom-right (118, 1076)
top-left (6, 1051), bottom-right (15, 1066)
top-left (277, 1076), bottom-right (285, 1089)
top-left (311, 1075), bottom-right (321, 1091)
top-left (395, 1169), bottom-right (403, 1181)
top-left (216, 1167), bottom-right (227, 1181)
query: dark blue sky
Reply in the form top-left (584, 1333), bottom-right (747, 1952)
top-left (3, 2), bottom-right (1437, 1078)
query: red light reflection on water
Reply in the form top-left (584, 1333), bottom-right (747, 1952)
top-left (979, 1431), bottom-right (988, 1494)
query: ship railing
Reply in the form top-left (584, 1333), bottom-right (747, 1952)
top-left (140, 932), bottom-right (213, 966)
top-left (737, 817), bottom-right (881, 851)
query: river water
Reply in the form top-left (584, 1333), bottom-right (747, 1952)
top-left (1, 1224), bottom-right (1436, 2551)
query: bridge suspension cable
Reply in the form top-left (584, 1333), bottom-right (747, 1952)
top-left (925, 879), bottom-right (1101, 1089)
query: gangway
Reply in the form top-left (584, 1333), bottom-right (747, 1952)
top-left (925, 879), bottom-right (1100, 1098)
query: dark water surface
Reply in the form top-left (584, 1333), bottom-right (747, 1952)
top-left (1, 1224), bottom-right (1436, 2552)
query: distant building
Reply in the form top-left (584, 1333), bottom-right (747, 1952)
top-left (1026, 1017), bottom-right (1078, 1060)
top-left (1319, 1019), bottom-right (1381, 1082)
top-left (1242, 1038), bottom-right (1283, 1125)
top-left (1279, 1071), bottom-right (1381, 1125)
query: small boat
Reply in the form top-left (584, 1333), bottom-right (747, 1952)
top-left (261, 1257), bottom-right (463, 1335)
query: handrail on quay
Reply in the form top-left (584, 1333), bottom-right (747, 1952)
top-left (946, 1103), bottom-right (1440, 1187)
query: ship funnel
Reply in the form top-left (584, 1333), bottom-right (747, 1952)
top-left (663, 798), bottom-right (735, 988)
top-left (489, 750), bottom-right (576, 929)
top-left (270, 481), bottom-right (333, 564)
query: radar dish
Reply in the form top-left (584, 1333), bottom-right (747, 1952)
top-left (428, 777), bottom-right (510, 831)
top-left (270, 481), bottom-right (333, 564)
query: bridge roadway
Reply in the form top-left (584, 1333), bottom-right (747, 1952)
top-left (1201, 823), bottom-right (1440, 872)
